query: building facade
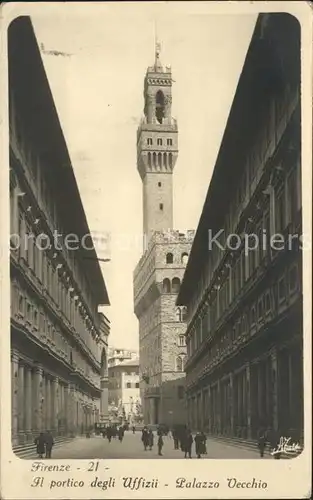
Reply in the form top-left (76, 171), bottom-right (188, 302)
top-left (133, 43), bottom-right (194, 426)
top-left (177, 13), bottom-right (303, 442)
top-left (108, 347), bottom-right (138, 369)
top-left (9, 17), bottom-right (110, 447)
top-left (108, 358), bottom-right (141, 423)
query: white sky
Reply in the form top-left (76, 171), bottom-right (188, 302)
top-left (31, 6), bottom-right (257, 351)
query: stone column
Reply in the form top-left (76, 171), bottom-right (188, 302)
top-left (25, 367), bottom-right (33, 439)
top-left (271, 350), bottom-right (279, 431)
top-left (52, 378), bottom-right (59, 434)
top-left (18, 363), bottom-right (25, 441)
top-left (11, 353), bottom-right (19, 445)
top-left (46, 378), bottom-right (51, 430)
top-left (66, 385), bottom-right (72, 435)
top-left (100, 376), bottom-right (109, 422)
top-left (246, 364), bottom-right (252, 439)
top-left (229, 373), bottom-right (234, 436)
top-left (206, 386), bottom-right (210, 433)
top-left (197, 392), bottom-right (202, 430)
top-left (217, 380), bottom-right (221, 435)
top-left (33, 366), bottom-right (43, 432)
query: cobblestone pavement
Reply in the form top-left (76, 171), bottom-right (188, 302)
top-left (31, 431), bottom-right (272, 460)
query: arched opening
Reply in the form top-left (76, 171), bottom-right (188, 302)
top-left (175, 307), bottom-right (182, 322)
top-left (181, 306), bottom-right (188, 321)
top-left (163, 153), bottom-right (167, 168)
top-left (166, 252), bottom-right (173, 264)
top-left (148, 152), bottom-right (151, 167)
top-left (172, 277), bottom-right (181, 293)
top-left (169, 153), bottom-right (173, 168)
top-left (158, 152), bottom-right (162, 168)
top-left (181, 252), bottom-right (189, 265)
top-left (162, 278), bottom-right (171, 293)
top-left (153, 152), bottom-right (156, 168)
top-left (178, 334), bottom-right (186, 346)
top-left (155, 90), bottom-right (165, 124)
top-left (176, 355), bottom-right (185, 372)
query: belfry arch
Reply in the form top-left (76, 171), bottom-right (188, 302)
top-left (155, 90), bottom-right (165, 124)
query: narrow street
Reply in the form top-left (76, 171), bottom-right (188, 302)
top-left (23, 431), bottom-right (271, 460)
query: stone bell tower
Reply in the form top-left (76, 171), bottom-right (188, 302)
top-left (137, 41), bottom-right (178, 245)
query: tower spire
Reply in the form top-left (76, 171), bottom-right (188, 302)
top-left (154, 20), bottom-right (162, 71)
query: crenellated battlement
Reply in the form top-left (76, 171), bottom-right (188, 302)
top-left (134, 229), bottom-right (195, 279)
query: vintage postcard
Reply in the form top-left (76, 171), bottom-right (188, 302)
top-left (0, 1), bottom-right (312, 498)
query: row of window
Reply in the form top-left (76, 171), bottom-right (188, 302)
top-left (228, 88), bottom-right (297, 228)
top-left (12, 286), bottom-right (100, 387)
top-left (10, 180), bottom-right (97, 323)
top-left (147, 152), bottom-right (173, 169)
top-left (187, 263), bottom-right (300, 359)
top-left (188, 160), bottom-right (301, 321)
top-left (11, 203), bottom-right (100, 354)
top-left (165, 252), bottom-right (189, 265)
top-left (147, 138), bottom-right (173, 146)
top-left (125, 382), bottom-right (140, 389)
top-left (162, 277), bottom-right (181, 294)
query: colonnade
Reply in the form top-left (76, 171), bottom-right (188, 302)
top-left (187, 345), bottom-right (303, 441)
top-left (11, 352), bottom-right (99, 446)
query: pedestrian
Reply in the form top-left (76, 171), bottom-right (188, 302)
top-left (195, 431), bottom-right (203, 458)
top-left (107, 426), bottom-right (112, 443)
top-left (132, 425), bottom-right (136, 434)
top-left (267, 428), bottom-right (281, 459)
top-left (148, 429), bottom-right (154, 451)
top-left (172, 429), bottom-right (179, 450)
top-left (118, 426), bottom-right (125, 443)
top-left (141, 426), bottom-right (149, 451)
top-left (201, 431), bottom-right (207, 455)
top-left (45, 430), bottom-right (54, 459)
top-left (184, 430), bottom-right (193, 459)
top-left (257, 428), bottom-right (267, 458)
top-left (157, 433), bottom-right (164, 456)
top-left (34, 432), bottom-right (46, 459)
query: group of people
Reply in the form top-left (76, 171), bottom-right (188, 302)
top-left (172, 427), bottom-right (207, 459)
top-left (102, 424), bottom-right (125, 443)
top-left (34, 430), bottom-right (54, 459)
top-left (141, 426), bottom-right (208, 458)
top-left (141, 427), bottom-right (164, 455)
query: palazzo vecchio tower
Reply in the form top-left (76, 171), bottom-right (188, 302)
top-left (133, 42), bottom-right (194, 426)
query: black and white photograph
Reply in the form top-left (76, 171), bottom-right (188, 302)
top-left (0, 1), bottom-right (312, 499)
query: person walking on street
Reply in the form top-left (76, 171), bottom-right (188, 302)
top-left (257, 428), bottom-right (267, 458)
top-left (157, 433), bottom-right (164, 456)
top-left (184, 430), bottom-right (193, 459)
top-left (195, 431), bottom-right (203, 458)
top-left (118, 426), bottom-right (125, 443)
top-left (172, 428), bottom-right (179, 450)
top-left (107, 426), bottom-right (112, 443)
top-left (45, 430), bottom-right (54, 459)
top-left (201, 431), bottom-right (207, 454)
top-left (142, 426), bottom-right (149, 451)
top-left (132, 425), bottom-right (136, 434)
top-left (34, 432), bottom-right (46, 459)
top-left (148, 429), bottom-right (154, 451)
